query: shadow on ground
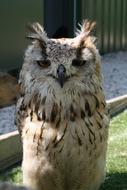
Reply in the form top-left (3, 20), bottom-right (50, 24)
top-left (101, 172), bottom-right (127, 190)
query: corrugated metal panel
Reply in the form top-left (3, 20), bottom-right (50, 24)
top-left (0, 0), bottom-right (44, 71)
top-left (77, 0), bottom-right (127, 53)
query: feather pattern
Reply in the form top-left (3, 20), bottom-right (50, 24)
top-left (16, 20), bottom-right (109, 190)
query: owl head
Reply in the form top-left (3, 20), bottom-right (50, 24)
top-left (20, 21), bottom-right (102, 98)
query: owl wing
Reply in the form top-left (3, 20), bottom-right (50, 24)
top-left (16, 96), bottom-right (28, 136)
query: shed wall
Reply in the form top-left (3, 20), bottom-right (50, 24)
top-left (77, 0), bottom-right (127, 53)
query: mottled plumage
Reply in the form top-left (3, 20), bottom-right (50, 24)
top-left (16, 20), bottom-right (109, 190)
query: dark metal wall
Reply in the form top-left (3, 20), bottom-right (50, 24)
top-left (44, 0), bottom-right (74, 38)
top-left (0, 0), bottom-right (43, 71)
top-left (44, 0), bottom-right (127, 53)
top-left (77, 0), bottom-right (127, 53)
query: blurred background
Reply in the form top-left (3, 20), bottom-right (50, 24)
top-left (0, 0), bottom-right (43, 72)
top-left (0, 0), bottom-right (127, 71)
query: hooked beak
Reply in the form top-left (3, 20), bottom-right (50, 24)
top-left (57, 64), bottom-right (66, 88)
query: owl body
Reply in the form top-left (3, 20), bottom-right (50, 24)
top-left (16, 21), bottom-right (109, 190)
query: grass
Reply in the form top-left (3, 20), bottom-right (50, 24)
top-left (0, 166), bottom-right (22, 185)
top-left (0, 110), bottom-right (127, 189)
top-left (101, 109), bottom-right (127, 190)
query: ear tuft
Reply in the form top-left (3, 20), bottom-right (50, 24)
top-left (26, 23), bottom-right (48, 57)
top-left (26, 22), bottom-right (47, 42)
top-left (75, 20), bottom-right (97, 50)
top-left (76, 20), bottom-right (96, 37)
top-left (82, 20), bottom-right (96, 35)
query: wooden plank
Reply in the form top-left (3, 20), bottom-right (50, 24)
top-left (107, 94), bottom-right (127, 117)
top-left (0, 131), bottom-right (22, 172)
top-left (0, 73), bottom-right (19, 108)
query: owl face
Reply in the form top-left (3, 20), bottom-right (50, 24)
top-left (22, 21), bottom-right (101, 96)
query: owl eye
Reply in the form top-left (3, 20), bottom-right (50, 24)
top-left (37, 60), bottom-right (51, 68)
top-left (72, 59), bottom-right (86, 67)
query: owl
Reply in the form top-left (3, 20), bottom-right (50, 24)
top-left (16, 20), bottom-right (109, 190)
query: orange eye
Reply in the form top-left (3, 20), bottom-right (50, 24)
top-left (37, 60), bottom-right (51, 68)
top-left (72, 59), bottom-right (86, 67)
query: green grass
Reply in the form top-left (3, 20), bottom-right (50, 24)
top-left (101, 109), bottom-right (127, 190)
top-left (0, 166), bottom-right (22, 185)
top-left (0, 110), bottom-right (127, 189)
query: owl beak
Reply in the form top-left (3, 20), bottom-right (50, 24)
top-left (57, 64), bottom-right (66, 88)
